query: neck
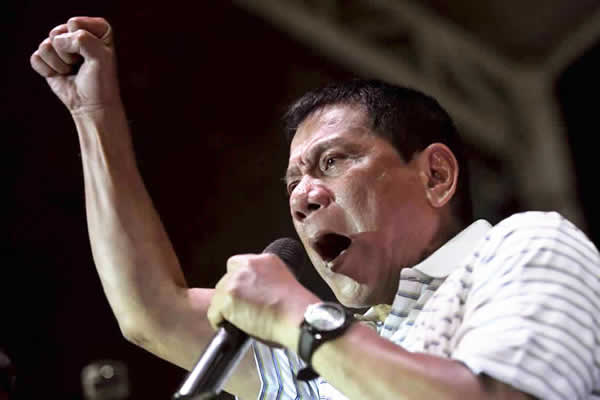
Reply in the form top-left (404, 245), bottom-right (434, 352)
top-left (418, 211), bottom-right (464, 267)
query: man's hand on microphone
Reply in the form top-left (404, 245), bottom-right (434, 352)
top-left (207, 253), bottom-right (320, 351)
top-left (30, 17), bottom-right (122, 115)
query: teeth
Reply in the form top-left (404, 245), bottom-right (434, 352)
top-left (326, 249), bottom-right (347, 270)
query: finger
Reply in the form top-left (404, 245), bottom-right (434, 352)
top-left (67, 17), bottom-right (113, 46)
top-left (52, 30), bottom-right (106, 60)
top-left (49, 24), bottom-right (68, 38)
top-left (49, 24), bottom-right (81, 65)
top-left (30, 51), bottom-right (57, 77)
top-left (206, 295), bottom-right (226, 331)
top-left (226, 254), bottom-right (259, 273)
top-left (226, 255), bottom-right (245, 273)
top-left (38, 38), bottom-right (73, 74)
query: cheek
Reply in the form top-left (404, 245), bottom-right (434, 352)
top-left (362, 172), bottom-right (426, 239)
top-left (335, 172), bottom-right (378, 230)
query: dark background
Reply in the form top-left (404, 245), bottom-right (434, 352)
top-left (5, 1), bottom-right (600, 399)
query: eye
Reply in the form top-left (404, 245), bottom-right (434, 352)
top-left (321, 154), bottom-right (339, 172)
top-left (286, 181), bottom-right (299, 195)
top-left (325, 157), bottom-right (336, 170)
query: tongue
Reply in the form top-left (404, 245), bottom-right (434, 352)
top-left (316, 233), bottom-right (352, 262)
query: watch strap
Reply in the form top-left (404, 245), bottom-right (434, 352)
top-left (297, 365), bottom-right (320, 381)
top-left (297, 308), bottom-right (353, 381)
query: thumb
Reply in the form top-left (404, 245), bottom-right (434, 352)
top-left (67, 17), bottom-right (113, 47)
top-left (52, 30), bottom-right (108, 60)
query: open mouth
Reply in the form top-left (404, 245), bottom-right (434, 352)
top-left (313, 233), bottom-right (352, 264)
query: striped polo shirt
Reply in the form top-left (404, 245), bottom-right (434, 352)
top-left (249, 212), bottom-right (600, 399)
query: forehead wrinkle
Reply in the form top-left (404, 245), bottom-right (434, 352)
top-left (287, 135), bottom-right (347, 179)
top-left (285, 132), bottom-right (371, 186)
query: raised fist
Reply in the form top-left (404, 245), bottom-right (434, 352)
top-left (30, 17), bottom-right (122, 114)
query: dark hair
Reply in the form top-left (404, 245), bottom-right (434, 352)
top-left (283, 78), bottom-right (473, 227)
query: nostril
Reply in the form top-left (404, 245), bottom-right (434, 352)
top-left (307, 203), bottom-right (320, 211)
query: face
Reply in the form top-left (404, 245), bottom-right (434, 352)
top-left (286, 104), bottom-right (439, 307)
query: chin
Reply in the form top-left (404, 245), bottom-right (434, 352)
top-left (329, 274), bottom-right (374, 308)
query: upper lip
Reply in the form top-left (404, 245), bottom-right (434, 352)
top-left (309, 231), bottom-right (353, 262)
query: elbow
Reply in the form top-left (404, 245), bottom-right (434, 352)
top-left (119, 321), bottom-right (155, 351)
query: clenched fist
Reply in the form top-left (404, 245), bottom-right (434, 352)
top-left (207, 253), bottom-right (319, 350)
top-left (30, 17), bottom-right (121, 115)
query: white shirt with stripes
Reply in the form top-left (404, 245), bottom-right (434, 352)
top-left (248, 211), bottom-right (600, 399)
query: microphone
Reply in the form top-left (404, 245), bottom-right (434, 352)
top-left (172, 238), bottom-right (306, 400)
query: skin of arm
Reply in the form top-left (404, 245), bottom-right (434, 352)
top-left (74, 106), bottom-right (259, 398)
top-left (308, 323), bottom-right (534, 400)
top-left (31, 17), bottom-right (260, 399)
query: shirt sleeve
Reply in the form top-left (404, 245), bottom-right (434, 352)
top-left (451, 212), bottom-right (600, 400)
top-left (250, 339), bottom-right (319, 400)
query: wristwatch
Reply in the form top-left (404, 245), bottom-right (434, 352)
top-left (297, 302), bottom-right (353, 381)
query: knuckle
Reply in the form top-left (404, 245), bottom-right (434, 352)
top-left (226, 255), bottom-right (244, 271)
top-left (74, 29), bottom-right (89, 43)
top-left (245, 255), bottom-right (259, 267)
top-left (30, 53), bottom-right (39, 68)
top-left (226, 254), bottom-right (243, 264)
top-left (74, 30), bottom-right (97, 49)
top-left (67, 16), bottom-right (83, 27)
top-left (234, 264), bottom-right (253, 281)
top-left (39, 39), bottom-right (52, 52)
top-left (49, 24), bottom-right (66, 37)
top-left (226, 268), bottom-right (253, 295)
top-left (257, 253), bottom-right (281, 271)
top-left (246, 255), bottom-right (269, 271)
top-left (30, 52), bottom-right (45, 71)
top-left (225, 282), bottom-right (241, 297)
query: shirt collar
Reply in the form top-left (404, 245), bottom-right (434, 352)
top-left (413, 219), bottom-right (492, 278)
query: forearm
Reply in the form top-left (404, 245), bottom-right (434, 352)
top-left (308, 323), bottom-right (528, 400)
top-left (73, 105), bottom-right (206, 344)
top-left (72, 105), bottom-right (262, 397)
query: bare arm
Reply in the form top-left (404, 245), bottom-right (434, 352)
top-left (309, 323), bottom-right (534, 400)
top-left (31, 17), bottom-right (259, 398)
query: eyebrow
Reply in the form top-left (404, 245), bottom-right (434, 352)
top-left (283, 136), bottom-right (354, 183)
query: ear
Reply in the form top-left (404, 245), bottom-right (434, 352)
top-left (417, 143), bottom-right (459, 208)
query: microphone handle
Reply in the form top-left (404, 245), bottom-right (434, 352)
top-left (173, 322), bottom-right (251, 399)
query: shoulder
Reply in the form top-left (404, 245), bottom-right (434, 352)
top-left (491, 210), bottom-right (584, 238)
top-left (455, 212), bottom-right (600, 398)
top-left (477, 211), bottom-right (598, 262)
top-left (469, 211), bottom-right (600, 293)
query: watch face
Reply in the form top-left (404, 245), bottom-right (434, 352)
top-left (306, 303), bottom-right (346, 331)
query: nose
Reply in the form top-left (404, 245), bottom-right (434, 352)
top-left (290, 179), bottom-right (332, 222)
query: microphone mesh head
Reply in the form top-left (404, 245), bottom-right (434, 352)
top-left (262, 237), bottom-right (337, 301)
top-left (263, 238), bottom-right (306, 278)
